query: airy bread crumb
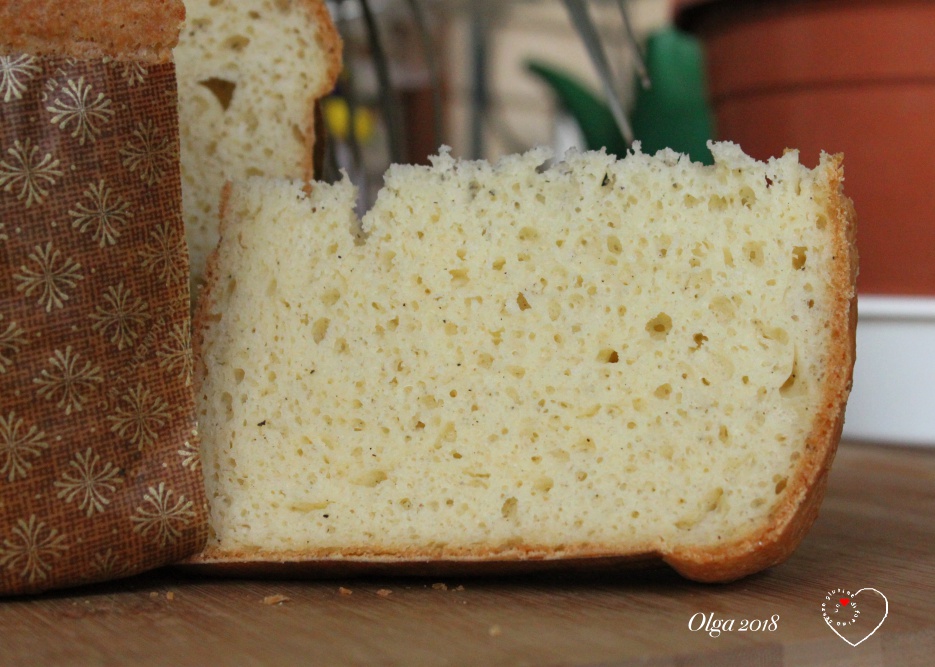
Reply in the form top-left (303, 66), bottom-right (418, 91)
top-left (193, 143), bottom-right (856, 582)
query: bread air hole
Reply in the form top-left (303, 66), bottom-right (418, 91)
top-left (646, 313), bottom-right (673, 339)
top-left (352, 470), bottom-right (388, 487)
top-left (708, 195), bottom-right (728, 212)
top-left (449, 268), bottom-right (469, 286)
top-left (657, 234), bottom-right (672, 258)
top-left (597, 348), bottom-right (619, 363)
top-left (723, 247), bottom-right (735, 267)
top-left (516, 293), bottom-right (531, 311)
top-left (548, 301), bottom-right (561, 321)
top-left (518, 226), bottom-right (539, 241)
top-left (706, 487), bottom-right (725, 512)
top-left (780, 349), bottom-right (803, 397)
top-left (223, 35), bottom-right (250, 51)
top-left (198, 78), bottom-right (236, 110)
top-left (322, 288), bottom-right (341, 306)
top-left (743, 241), bottom-right (765, 266)
top-left (691, 332), bottom-right (708, 351)
top-left (221, 392), bottom-right (233, 421)
top-left (501, 497), bottom-right (518, 519)
top-left (311, 318), bottom-right (330, 343)
top-left (792, 246), bottom-right (808, 270)
top-left (709, 296), bottom-right (735, 322)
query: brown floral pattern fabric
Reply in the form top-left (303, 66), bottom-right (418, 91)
top-left (0, 54), bottom-right (206, 595)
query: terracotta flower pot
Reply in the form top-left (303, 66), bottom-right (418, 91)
top-left (677, 0), bottom-right (935, 296)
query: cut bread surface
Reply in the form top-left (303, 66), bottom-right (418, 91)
top-left (176, 0), bottom-right (341, 291)
top-left (193, 143), bottom-right (856, 582)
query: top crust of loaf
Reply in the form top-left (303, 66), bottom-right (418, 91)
top-left (190, 143), bottom-right (857, 583)
top-left (0, 0), bottom-right (185, 61)
top-left (302, 0), bottom-right (342, 106)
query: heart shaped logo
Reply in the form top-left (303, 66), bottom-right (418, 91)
top-left (821, 588), bottom-right (888, 647)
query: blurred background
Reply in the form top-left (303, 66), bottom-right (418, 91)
top-left (321, 0), bottom-right (679, 200)
top-left (322, 0), bottom-right (935, 447)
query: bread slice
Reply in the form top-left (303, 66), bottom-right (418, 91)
top-left (175, 0), bottom-right (341, 291)
top-left (192, 143), bottom-right (856, 583)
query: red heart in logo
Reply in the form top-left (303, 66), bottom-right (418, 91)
top-left (840, 598), bottom-right (850, 606)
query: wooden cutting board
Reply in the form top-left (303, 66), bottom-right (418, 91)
top-left (1, 440), bottom-right (933, 666)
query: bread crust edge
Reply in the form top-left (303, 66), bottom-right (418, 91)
top-left (0, 0), bottom-right (185, 62)
top-left (664, 152), bottom-right (857, 582)
top-left (301, 0), bottom-right (343, 180)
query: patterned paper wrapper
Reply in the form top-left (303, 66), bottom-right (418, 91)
top-left (0, 53), bottom-right (207, 595)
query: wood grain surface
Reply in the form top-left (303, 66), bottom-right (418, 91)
top-left (1, 440), bottom-right (933, 666)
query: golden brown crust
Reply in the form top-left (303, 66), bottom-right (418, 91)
top-left (183, 539), bottom-right (669, 578)
top-left (0, 0), bottom-right (185, 61)
top-left (664, 153), bottom-right (857, 582)
top-left (182, 550), bottom-right (665, 579)
top-left (189, 156), bottom-right (858, 584)
top-left (191, 180), bottom-right (234, 391)
top-left (300, 0), bottom-right (343, 180)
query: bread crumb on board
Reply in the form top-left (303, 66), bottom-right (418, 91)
top-left (338, 586), bottom-right (353, 596)
top-left (376, 589), bottom-right (393, 597)
top-left (431, 583), bottom-right (465, 592)
top-left (262, 594), bottom-right (291, 605)
top-left (489, 625), bottom-right (502, 637)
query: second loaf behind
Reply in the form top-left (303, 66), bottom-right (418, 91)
top-left (176, 0), bottom-right (341, 290)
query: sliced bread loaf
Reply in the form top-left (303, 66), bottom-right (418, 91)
top-left (175, 0), bottom-right (341, 291)
top-left (192, 143), bottom-right (857, 582)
